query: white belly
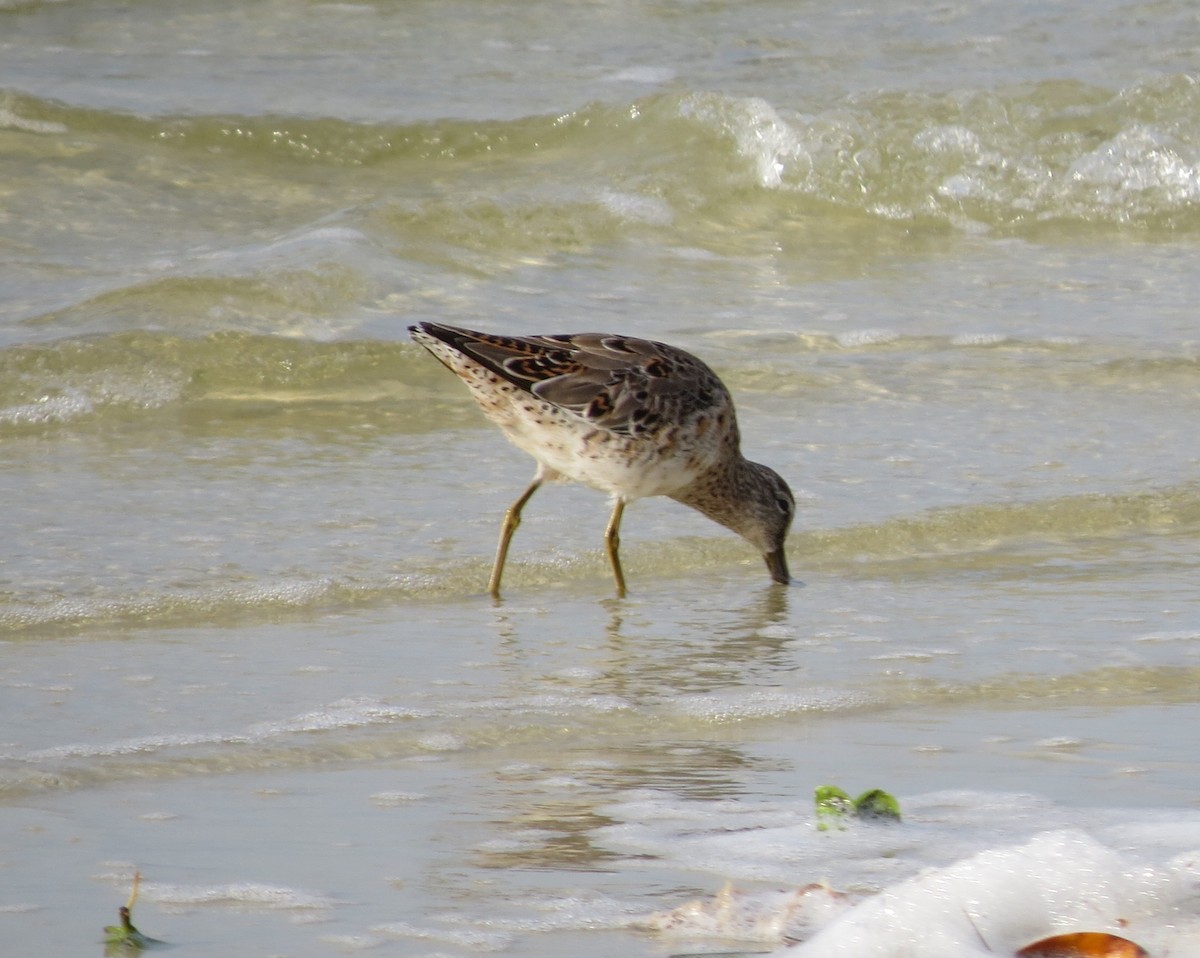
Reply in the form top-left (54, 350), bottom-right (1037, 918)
top-left (501, 414), bottom-right (713, 501)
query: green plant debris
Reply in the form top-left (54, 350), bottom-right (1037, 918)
top-left (853, 788), bottom-right (902, 821)
top-left (815, 785), bottom-right (901, 829)
top-left (102, 871), bottom-right (164, 952)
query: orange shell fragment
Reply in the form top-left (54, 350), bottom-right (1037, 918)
top-left (1017, 931), bottom-right (1150, 958)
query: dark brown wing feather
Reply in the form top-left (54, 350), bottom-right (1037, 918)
top-left (413, 323), bottom-right (731, 438)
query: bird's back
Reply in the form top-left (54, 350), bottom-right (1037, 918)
top-left (409, 322), bottom-right (742, 500)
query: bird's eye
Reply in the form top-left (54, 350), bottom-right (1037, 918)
top-left (776, 496), bottom-right (792, 514)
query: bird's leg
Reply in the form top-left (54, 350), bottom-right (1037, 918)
top-left (489, 477), bottom-right (542, 597)
top-left (604, 499), bottom-right (627, 598)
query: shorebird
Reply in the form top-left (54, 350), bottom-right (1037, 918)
top-left (409, 321), bottom-right (794, 597)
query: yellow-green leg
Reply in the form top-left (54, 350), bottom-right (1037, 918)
top-left (604, 499), bottom-right (627, 598)
top-left (489, 477), bottom-right (542, 597)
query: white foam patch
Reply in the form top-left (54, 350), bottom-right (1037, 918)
top-left (318, 933), bottom-right (385, 950)
top-left (451, 891), bottom-right (645, 933)
top-left (371, 920), bottom-right (513, 950)
top-left (786, 830), bottom-right (1196, 957)
top-left (0, 367), bottom-right (186, 426)
top-left (599, 789), bottom-right (1200, 955)
top-left (643, 882), bottom-right (850, 943)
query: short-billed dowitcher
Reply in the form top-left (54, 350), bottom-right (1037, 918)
top-left (410, 321), bottom-right (794, 597)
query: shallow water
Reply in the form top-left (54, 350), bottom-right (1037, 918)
top-left (3, 1), bottom-right (1200, 955)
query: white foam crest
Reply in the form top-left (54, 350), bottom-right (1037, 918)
top-left (199, 223), bottom-right (370, 266)
top-left (671, 687), bottom-right (871, 724)
top-left (144, 880), bottom-right (334, 910)
top-left (525, 692), bottom-right (635, 715)
top-left (461, 691), bottom-right (634, 720)
top-left (26, 730), bottom-right (243, 761)
top-left (835, 328), bottom-right (900, 348)
top-left (0, 389), bottom-right (95, 426)
top-left (679, 84), bottom-right (1200, 228)
top-left (952, 332), bottom-right (1010, 347)
top-left (246, 695), bottom-right (430, 736)
top-left (913, 124), bottom-right (985, 158)
top-left (681, 94), bottom-right (804, 189)
top-left (0, 574), bottom-right (342, 633)
top-left (369, 790), bottom-right (427, 806)
top-left (26, 695), bottom-right (427, 761)
top-left (0, 370), bottom-right (185, 426)
top-left (1133, 629), bottom-right (1200, 644)
top-left (1067, 125), bottom-right (1200, 214)
top-left (415, 732), bottom-right (466, 752)
top-left (602, 66), bottom-right (676, 85)
top-left (595, 189), bottom-right (674, 225)
top-left (0, 105), bottom-right (66, 135)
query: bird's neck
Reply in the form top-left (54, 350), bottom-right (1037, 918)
top-left (668, 453), bottom-right (759, 535)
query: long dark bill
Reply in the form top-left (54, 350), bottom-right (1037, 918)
top-left (764, 548), bottom-right (790, 585)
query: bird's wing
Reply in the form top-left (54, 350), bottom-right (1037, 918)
top-left (423, 325), bottom-right (729, 437)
